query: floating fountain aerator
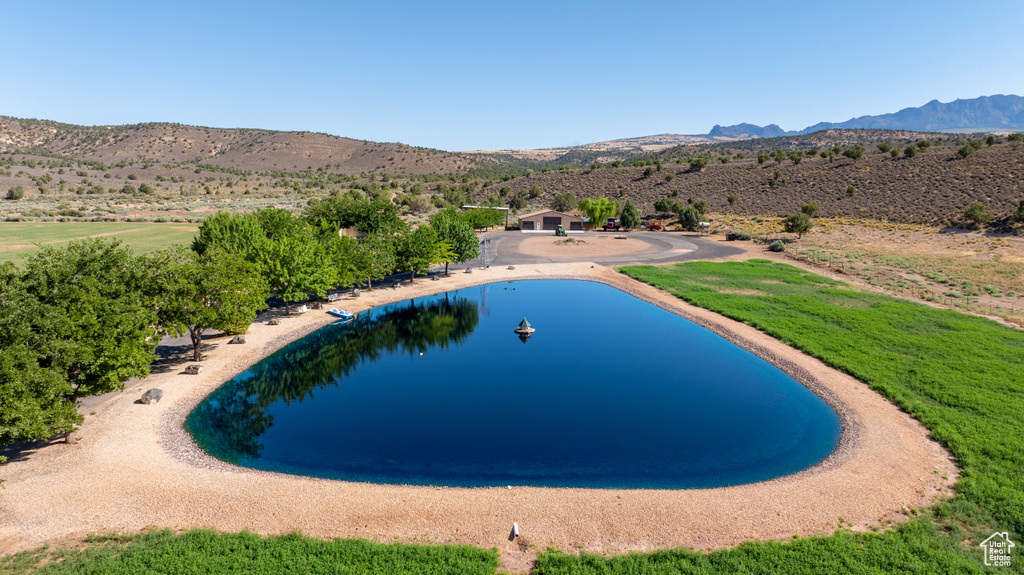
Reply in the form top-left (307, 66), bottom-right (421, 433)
top-left (513, 318), bottom-right (536, 335)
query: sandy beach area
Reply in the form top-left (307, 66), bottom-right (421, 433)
top-left (0, 253), bottom-right (957, 573)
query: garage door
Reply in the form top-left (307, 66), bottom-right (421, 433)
top-left (569, 221), bottom-right (583, 230)
top-left (542, 216), bottom-right (561, 230)
top-left (521, 220), bottom-right (534, 230)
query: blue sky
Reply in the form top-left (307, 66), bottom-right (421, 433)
top-left (2, 0), bottom-right (1022, 150)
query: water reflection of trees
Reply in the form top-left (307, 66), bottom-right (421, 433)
top-left (186, 294), bottom-right (479, 464)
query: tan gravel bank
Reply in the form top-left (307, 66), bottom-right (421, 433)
top-left (0, 260), bottom-right (957, 574)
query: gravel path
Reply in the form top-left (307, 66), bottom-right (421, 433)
top-left (0, 253), bottom-right (957, 574)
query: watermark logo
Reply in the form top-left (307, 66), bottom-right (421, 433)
top-left (980, 532), bottom-right (1015, 567)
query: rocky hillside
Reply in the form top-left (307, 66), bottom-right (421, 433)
top-left (0, 117), bottom-right (476, 175)
top-left (466, 137), bottom-right (1024, 225)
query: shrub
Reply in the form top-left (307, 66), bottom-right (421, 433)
top-left (675, 206), bottom-right (705, 231)
top-left (891, 148), bottom-right (900, 158)
top-left (643, 167), bottom-right (655, 177)
top-left (719, 157), bottom-right (729, 164)
top-left (957, 144), bottom-right (975, 158)
top-left (788, 151), bottom-right (803, 165)
top-left (964, 203), bottom-right (991, 226)
top-left (653, 197), bottom-right (676, 214)
top-left (139, 183), bottom-right (154, 194)
top-left (127, 173), bottom-right (138, 180)
top-left (757, 153), bottom-right (769, 165)
top-left (1007, 133), bottom-right (1023, 142)
top-left (1014, 200), bottom-right (1024, 223)
top-left (527, 185), bottom-right (543, 199)
top-left (801, 201), bottom-right (819, 217)
top-left (768, 239), bottom-right (786, 252)
top-left (917, 139), bottom-right (931, 151)
top-left (986, 135), bottom-right (996, 146)
top-left (846, 185), bottom-right (856, 197)
top-left (842, 146), bottom-right (865, 160)
top-left (5, 185), bottom-right (25, 200)
top-left (784, 212), bottom-right (813, 238)
top-left (688, 157), bottom-right (709, 172)
top-left (507, 191), bottom-right (528, 211)
top-left (727, 195), bottom-right (737, 206)
top-left (664, 173), bottom-right (674, 182)
top-left (903, 145), bottom-right (917, 158)
top-left (121, 183), bottom-right (137, 194)
top-left (590, 162), bottom-right (602, 169)
top-left (693, 200), bottom-right (708, 215)
top-left (876, 141), bottom-right (892, 153)
top-left (773, 149), bottom-right (787, 163)
top-left (552, 192), bottom-right (576, 213)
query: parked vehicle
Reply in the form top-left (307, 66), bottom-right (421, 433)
top-left (602, 218), bottom-right (621, 231)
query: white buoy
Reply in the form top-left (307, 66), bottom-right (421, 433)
top-left (513, 522), bottom-right (520, 538)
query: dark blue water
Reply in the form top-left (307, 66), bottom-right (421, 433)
top-left (187, 280), bottom-right (840, 489)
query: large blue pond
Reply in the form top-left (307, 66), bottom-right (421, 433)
top-left (187, 280), bottom-right (840, 489)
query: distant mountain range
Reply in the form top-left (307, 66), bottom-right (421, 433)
top-left (708, 94), bottom-right (1024, 138)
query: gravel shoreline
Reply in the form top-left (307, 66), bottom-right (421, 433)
top-left (0, 260), bottom-right (958, 574)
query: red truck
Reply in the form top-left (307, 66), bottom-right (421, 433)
top-left (602, 218), bottom-right (621, 231)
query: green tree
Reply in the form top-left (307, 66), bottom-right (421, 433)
top-left (788, 151), bottom-right (803, 165)
top-left (773, 149), bottom-right (787, 163)
top-left (261, 223), bottom-right (333, 312)
top-left (528, 185), bottom-right (543, 198)
top-left (395, 226), bottom-right (445, 283)
top-left (986, 135), bottom-right (996, 146)
top-left (302, 197), bottom-right (406, 236)
top-left (756, 153), bottom-right (768, 165)
top-left (4, 240), bottom-right (159, 442)
top-left (903, 145), bottom-right (917, 158)
top-left (145, 246), bottom-right (269, 361)
top-left (138, 183), bottom-right (154, 194)
top-left (784, 212), bottom-right (813, 238)
top-left (5, 185), bottom-right (24, 200)
top-left (643, 167), bottom-right (655, 178)
top-left (578, 198), bottom-right (617, 228)
top-left (964, 203), bottom-right (991, 226)
top-left (462, 207), bottom-right (505, 230)
top-left (620, 200), bottom-right (641, 230)
top-left (256, 208), bottom-right (300, 241)
top-left (355, 233), bottom-right (397, 289)
top-left (430, 209), bottom-right (480, 274)
top-left (192, 211), bottom-right (266, 261)
top-left (801, 201), bottom-right (819, 217)
top-left (876, 141), bottom-right (892, 153)
top-left (552, 192), bottom-right (577, 213)
top-left (693, 200), bottom-right (708, 215)
top-left (0, 264), bottom-right (78, 445)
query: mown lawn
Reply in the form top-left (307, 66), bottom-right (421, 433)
top-left (0, 222), bottom-right (197, 264)
top-left (0, 530), bottom-right (499, 575)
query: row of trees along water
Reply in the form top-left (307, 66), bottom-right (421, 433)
top-left (0, 197), bottom-right (501, 461)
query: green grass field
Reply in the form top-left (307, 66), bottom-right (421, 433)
top-left (0, 530), bottom-right (499, 575)
top-left (0, 222), bottom-right (198, 264)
